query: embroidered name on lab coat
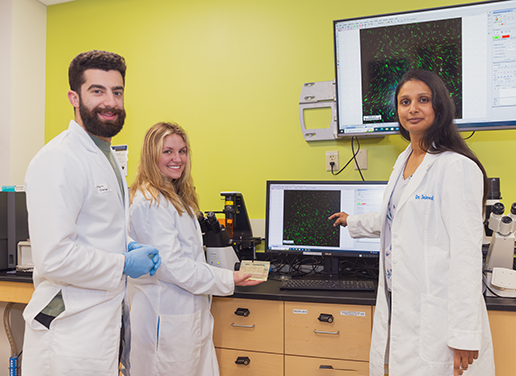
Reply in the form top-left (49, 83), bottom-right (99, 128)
top-left (96, 184), bottom-right (111, 193)
top-left (415, 194), bottom-right (434, 200)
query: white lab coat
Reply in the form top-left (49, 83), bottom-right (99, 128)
top-left (347, 145), bottom-right (495, 376)
top-left (22, 120), bottom-right (129, 376)
top-left (128, 190), bottom-right (234, 376)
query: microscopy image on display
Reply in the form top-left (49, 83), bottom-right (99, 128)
top-left (283, 190), bottom-right (341, 248)
top-left (360, 18), bottom-right (462, 123)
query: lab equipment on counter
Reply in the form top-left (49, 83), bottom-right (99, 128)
top-left (219, 192), bottom-right (262, 260)
top-left (484, 202), bottom-right (516, 297)
top-left (483, 177), bottom-right (502, 245)
top-left (200, 211), bottom-right (239, 271)
top-left (0, 191), bottom-right (29, 270)
top-left (203, 191), bottom-right (262, 262)
top-left (16, 241), bottom-right (33, 272)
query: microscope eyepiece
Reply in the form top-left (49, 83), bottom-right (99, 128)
top-left (492, 202), bottom-right (505, 215)
top-left (501, 216), bottom-right (512, 224)
top-left (511, 203), bottom-right (516, 216)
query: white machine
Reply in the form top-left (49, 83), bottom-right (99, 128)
top-left (16, 240), bottom-right (33, 272)
top-left (200, 212), bottom-right (239, 271)
top-left (484, 202), bottom-right (516, 297)
top-left (205, 245), bottom-right (239, 271)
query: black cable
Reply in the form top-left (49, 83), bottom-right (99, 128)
top-left (462, 131), bottom-right (475, 140)
top-left (351, 137), bottom-right (365, 181)
top-left (331, 137), bottom-right (361, 176)
top-left (265, 252), bottom-right (379, 281)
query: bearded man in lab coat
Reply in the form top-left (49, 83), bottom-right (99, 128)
top-left (21, 50), bottom-right (161, 376)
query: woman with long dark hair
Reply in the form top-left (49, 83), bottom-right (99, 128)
top-left (330, 70), bottom-right (495, 376)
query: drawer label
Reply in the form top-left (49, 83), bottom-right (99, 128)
top-left (340, 310), bottom-right (366, 317)
top-left (293, 309), bottom-right (308, 314)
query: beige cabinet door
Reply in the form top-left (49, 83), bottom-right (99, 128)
top-left (285, 355), bottom-right (368, 376)
top-left (212, 297), bottom-right (284, 354)
top-left (285, 301), bottom-right (372, 361)
top-left (488, 310), bottom-right (516, 376)
top-left (216, 348), bottom-right (283, 376)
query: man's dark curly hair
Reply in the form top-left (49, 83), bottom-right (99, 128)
top-left (68, 50), bottom-right (126, 92)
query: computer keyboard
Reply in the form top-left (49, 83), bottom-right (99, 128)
top-left (280, 279), bottom-right (375, 291)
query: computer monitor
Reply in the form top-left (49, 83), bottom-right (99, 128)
top-left (265, 180), bottom-right (387, 276)
top-left (334, 0), bottom-right (516, 137)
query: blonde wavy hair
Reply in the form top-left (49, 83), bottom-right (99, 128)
top-left (130, 122), bottom-right (199, 216)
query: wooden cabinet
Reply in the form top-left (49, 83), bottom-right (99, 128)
top-left (212, 297), bottom-right (284, 354)
top-left (212, 296), bottom-right (516, 376)
top-left (488, 310), bottom-right (516, 376)
top-left (216, 348), bottom-right (283, 376)
top-left (284, 355), bottom-right (369, 376)
top-left (284, 301), bottom-right (371, 362)
top-left (0, 281), bottom-right (33, 303)
top-left (212, 298), bottom-right (372, 376)
top-left (212, 297), bottom-right (284, 375)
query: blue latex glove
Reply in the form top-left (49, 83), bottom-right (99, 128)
top-left (128, 241), bottom-right (141, 251)
top-left (129, 241), bottom-right (162, 275)
top-left (150, 253), bottom-right (162, 276)
top-left (123, 242), bottom-right (161, 278)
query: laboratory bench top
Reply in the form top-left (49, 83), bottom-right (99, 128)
top-left (231, 274), bottom-right (516, 312)
top-left (1, 271), bottom-right (515, 311)
top-left (0, 271), bottom-right (32, 283)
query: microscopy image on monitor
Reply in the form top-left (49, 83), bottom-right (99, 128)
top-left (360, 18), bottom-right (463, 124)
top-left (282, 190), bottom-right (341, 248)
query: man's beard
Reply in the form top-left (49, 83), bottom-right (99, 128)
top-left (79, 98), bottom-right (126, 139)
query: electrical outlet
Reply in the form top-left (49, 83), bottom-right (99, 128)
top-left (326, 151), bottom-right (339, 172)
top-left (354, 149), bottom-right (368, 170)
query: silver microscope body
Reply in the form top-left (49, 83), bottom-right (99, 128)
top-left (484, 202), bottom-right (516, 297)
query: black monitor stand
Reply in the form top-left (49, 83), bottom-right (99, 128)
top-left (323, 256), bottom-right (340, 280)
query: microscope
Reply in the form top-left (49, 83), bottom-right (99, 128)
top-left (483, 178), bottom-right (502, 245)
top-left (199, 211), bottom-right (239, 271)
top-left (200, 191), bottom-right (261, 270)
top-left (484, 202), bottom-right (516, 297)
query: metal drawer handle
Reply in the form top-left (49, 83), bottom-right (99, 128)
top-left (314, 329), bottom-right (339, 335)
top-left (231, 323), bottom-right (255, 328)
top-left (319, 365), bottom-right (357, 371)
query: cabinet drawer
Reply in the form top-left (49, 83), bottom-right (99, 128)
top-left (212, 297), bottom-right (284, 353)
top-left (285, 302), bottom-right (371, 361)
top-left (216, 348), bottom-right (283, 376)
top-left (285, 355), bottom-right (368, 376)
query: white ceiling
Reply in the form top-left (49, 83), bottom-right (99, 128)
top-left (38, 0), bottom-right (76, 5)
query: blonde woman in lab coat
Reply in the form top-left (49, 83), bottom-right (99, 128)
top-left (330, 70), bottom-right (495, 376)
top-left (128, 122), bottom-right (262, 376)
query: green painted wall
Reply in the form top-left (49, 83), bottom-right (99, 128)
top-left (45, 0), bottom-right (516, 218)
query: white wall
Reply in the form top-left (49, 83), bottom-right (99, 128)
top-left (0, 0), bottom-right (45, 187)
top-left (10, 0), bottom-right (46, 185)
top-left (0, 0), bottom-right (46, 374)
top-left (0, 0), bottom-right (13, 187)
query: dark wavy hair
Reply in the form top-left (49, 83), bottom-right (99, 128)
top-left (68, 50), bottom-right (126, 92)
top-left (395, 69), bottom-right (488, 202)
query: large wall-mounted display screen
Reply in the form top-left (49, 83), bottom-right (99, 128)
top-left (334, 0), bottom-right (516, 137)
